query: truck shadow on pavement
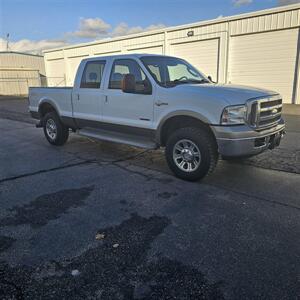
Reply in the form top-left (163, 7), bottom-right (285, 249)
top-left (0, 214), bottom-right (224, 300)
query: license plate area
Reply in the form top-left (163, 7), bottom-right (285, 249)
top-left (268, 131), bottom-right (283, 149)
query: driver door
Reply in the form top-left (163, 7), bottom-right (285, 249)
top-left (102, 58), bottom-right (154, 129)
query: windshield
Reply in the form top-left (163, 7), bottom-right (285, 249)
top-left (140, 56), bottom-right (209, 88)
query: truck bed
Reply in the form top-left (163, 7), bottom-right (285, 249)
top-left (28, 87), bottom-right (73, 118)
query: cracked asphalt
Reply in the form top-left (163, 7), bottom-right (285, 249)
top-left (0, 97), bottom-right (300, 299)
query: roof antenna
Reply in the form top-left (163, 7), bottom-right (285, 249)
top-left (6, 33), bottom-right (10, 51)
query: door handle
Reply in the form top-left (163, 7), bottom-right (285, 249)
top-left (104, 95), bottom-right (108, 103)
top-left (77, 94), bottom-right (80, 101)
top-left (155, 100), bottom-right (168, 106)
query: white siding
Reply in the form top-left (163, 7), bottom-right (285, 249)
top-left (67, 55), bottom-right (89, 85)
top-left (228, 29), bottom-right (298, 103)
top-left (170, 39), bottom-right (219, 81)
top-left (45, 58), bottom-right (66, 87)
top-left (126, 45), bottom-right (163, 55)
top-left (0, 69), bottom-right (40, 95)
top-left (229, 9), bottom-right (300, 36)
top-left (92, 50), bottom-right (121, 56)
top-left (0, 52), bottom-right (45, 95)
top-left (0, 53), bottom-right (45, 75)
top-left (43, 4), bottom-right (300, 104)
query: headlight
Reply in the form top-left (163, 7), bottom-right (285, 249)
top-left (221, 105), bottom-right (247, 125)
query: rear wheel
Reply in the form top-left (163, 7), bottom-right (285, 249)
top-left (165, 127), bottom-right (218, 181)
top-left (43, 112), bottom-right (69, 146)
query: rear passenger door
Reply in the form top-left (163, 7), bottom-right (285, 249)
top-left (103, 58), bottom-right (154, 129)
top-left (72, 60), bottom-right (106, 127)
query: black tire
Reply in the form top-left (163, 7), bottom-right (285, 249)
top-left (43, 111), bottom-right (69, 146)
top-left (165, 127), bottom-right (218, 181)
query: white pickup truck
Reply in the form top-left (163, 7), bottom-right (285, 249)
top-left (29, 54), bottom-right (285, 181)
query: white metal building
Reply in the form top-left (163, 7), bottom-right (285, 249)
top-left (44, 4), bottom-right (300, 104)
top-left (0, 51), bottom-right (45, 96)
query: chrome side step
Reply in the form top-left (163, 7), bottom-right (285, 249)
top-left (77, 127), bottom-right (158, 150)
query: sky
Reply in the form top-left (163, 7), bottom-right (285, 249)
top-left (0, 0), bottom-right (299, 54)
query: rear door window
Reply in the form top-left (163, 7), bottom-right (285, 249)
top-left (80, 61), bottom-right (106, 89)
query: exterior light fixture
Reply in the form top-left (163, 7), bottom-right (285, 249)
top-left (187, 30), bottom-right (194, 37)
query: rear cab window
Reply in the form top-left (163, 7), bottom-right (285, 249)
top-left (80, 60), bottom-right (106, 89)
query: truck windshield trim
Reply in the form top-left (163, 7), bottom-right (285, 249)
top-left (140, 56), bottom-right (209, 88)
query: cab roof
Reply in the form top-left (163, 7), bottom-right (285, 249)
top-left (82, 53), bottom-right (176, 62)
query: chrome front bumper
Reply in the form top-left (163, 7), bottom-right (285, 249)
top-left (211, 119), bottom-right (285, 157)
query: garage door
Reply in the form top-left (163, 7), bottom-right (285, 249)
top-left (67, 55), bottom-right (89, 85)
top-left (170, 39), bottom-right (220, 82)
top-left (228, 29), bottom-right (298, 104)
top-left (127, 46), bottom-right (163, 55)
top-left (46, 58), bottom-right (66, 87)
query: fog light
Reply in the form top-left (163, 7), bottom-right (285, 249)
top-left (254, 137), bottom-right (266, 147)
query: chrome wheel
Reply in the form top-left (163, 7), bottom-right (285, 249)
top-left (173, 139), bottom-right (201, 172)
top-left (46, 118), bottom-right (57, 140)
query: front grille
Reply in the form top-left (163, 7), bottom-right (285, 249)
top-left (247, 95), bottom-right (282, 130)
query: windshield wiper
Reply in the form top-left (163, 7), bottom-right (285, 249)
top-left (172, 78), bottom-right (210, 85)
top-left (183, 79), bottom-right (210, 84)
top-left (164, 80), bottom-right (190, 87)
top-left (164, 78), bottom-right (210, 87)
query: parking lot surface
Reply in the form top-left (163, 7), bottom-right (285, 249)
top-left (0, 97), bottom-right (300, 299)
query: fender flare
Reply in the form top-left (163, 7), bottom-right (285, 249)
top-left (155, 110), bottom-right (211, 144)
top-left (38, 98), bottom-right (60, 118)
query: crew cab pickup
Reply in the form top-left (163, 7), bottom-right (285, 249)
top-left (29, 54), bottom-right (285, 181)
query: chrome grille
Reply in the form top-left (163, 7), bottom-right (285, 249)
top-left (247, 95), bottom-right (282, 130)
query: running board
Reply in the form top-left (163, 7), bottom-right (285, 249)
top-left (77, 127), bottom-right (158, 150)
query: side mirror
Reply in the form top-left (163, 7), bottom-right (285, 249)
top-left (122, 74), bottom-right (136, 93)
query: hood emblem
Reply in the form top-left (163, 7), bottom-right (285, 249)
top-left (271, 108), bottom-right (278, 114)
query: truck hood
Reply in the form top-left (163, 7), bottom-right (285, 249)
top-left (174, 83), bottom-right (279, 105)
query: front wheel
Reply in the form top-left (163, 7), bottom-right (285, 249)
top-left (43, 112), bottom-right (69, 146)
top-left (165, 127), bottom-right (218, 181)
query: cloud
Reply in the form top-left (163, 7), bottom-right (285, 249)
top-left (0, 17), bottom-right (165, 54)
top-left (67, 17), bottom-right (165, 39)
top-left (111, 23), bottom-right (165, 37)
top-left (277, 0), bottom-right (300, 5)
top-left (68, 18), bottom-right (111, 38)
top-left (232, 0), bottom-right (253, 7)
top-left (0, 38), bottom-right (68, 54)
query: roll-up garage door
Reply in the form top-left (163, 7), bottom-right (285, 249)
top-left (127, 46), bottom-right (163, 55)
top-left (170, 39), bottom-right (220, 82)
top-left (228, 29), bottom-right (298, 104)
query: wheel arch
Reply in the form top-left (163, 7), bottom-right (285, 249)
top-left (38, 99), bottom-right (60, 119)
top-left (157, 111), bottom-right (216, 147)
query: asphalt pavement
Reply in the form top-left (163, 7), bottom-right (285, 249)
top-left (0, 97), bottom-right (300, 299)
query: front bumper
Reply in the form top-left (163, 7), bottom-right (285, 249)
top-left (211, 119), bottom-right (285, 157)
